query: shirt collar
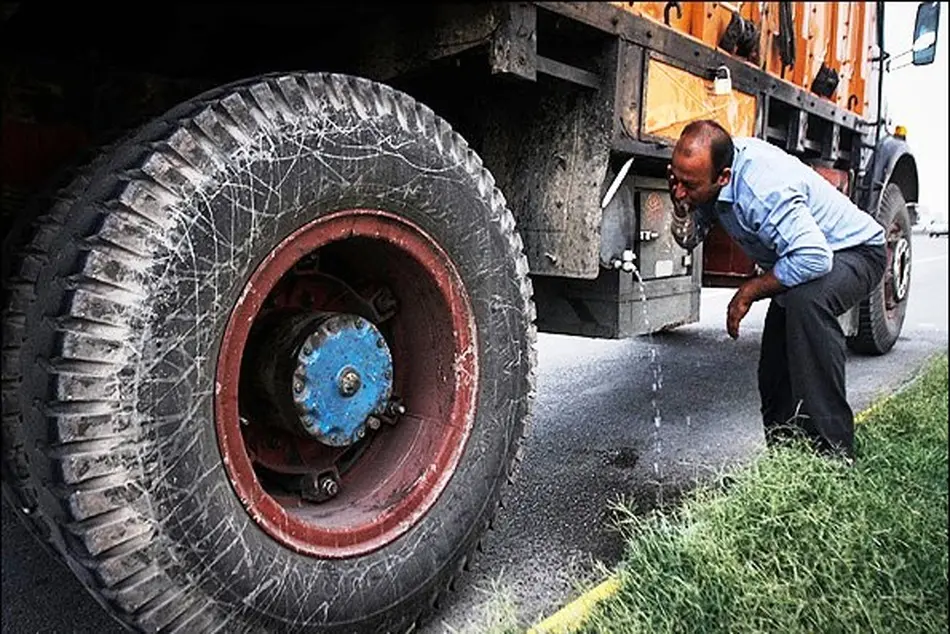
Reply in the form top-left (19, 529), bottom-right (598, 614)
top-left (717, 179), bottom-right (735, 204)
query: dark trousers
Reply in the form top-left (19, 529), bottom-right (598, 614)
top-left (758, 243), bottom-right (887, 458)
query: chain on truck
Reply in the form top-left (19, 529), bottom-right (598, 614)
top-left (0, 2), bottom-right (940, 632)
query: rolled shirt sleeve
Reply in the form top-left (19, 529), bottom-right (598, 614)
top-left (754, 187), bottom-right (833, 287)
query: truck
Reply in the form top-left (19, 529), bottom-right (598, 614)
top-left (0, 2), bottom-right (939, 632)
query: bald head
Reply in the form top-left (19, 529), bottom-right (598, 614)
top-left (674, 120), bottom-right (735, 180)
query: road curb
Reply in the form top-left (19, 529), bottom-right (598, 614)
top-left (525, 397), bottom-right (894, 633)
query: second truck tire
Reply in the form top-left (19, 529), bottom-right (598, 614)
top-left (847, 183), bottom-right (912, 356)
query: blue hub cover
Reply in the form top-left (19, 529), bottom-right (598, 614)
top-left (292, 314), bottom-right (393, 446)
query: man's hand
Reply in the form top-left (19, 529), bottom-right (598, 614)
top-left (727, 288), bottom-right (753, 339)
top-left (668, 164), bottom-right (703, 251)
top-left (726, 270), bottom-right (788, 339)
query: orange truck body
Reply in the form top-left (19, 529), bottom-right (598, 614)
top-left (593, 1), bottom-right (897, 286)
top-left (616, 2), bottom-right (876, 116)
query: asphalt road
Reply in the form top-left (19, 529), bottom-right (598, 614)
top-left (2, 235), bottom-right (947, 634)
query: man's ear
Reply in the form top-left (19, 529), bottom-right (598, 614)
top-left (717, 167), bottom-right (732, 188)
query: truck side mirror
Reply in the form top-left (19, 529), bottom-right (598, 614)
top-left (912, 2), bottom-right (940, 66)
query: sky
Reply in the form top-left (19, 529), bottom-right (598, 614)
top-left (881, 1), bottom-right (949, 222)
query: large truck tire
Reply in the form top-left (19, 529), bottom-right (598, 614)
top-left (847, 183), bottom-right (911, 355)
top-left (1, 72), bottom-right (536, 633)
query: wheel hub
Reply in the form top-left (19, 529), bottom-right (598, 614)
top-left (891, 236), bottom-right (910, 303)
top-left (292, 314), bottom-right (393, 446)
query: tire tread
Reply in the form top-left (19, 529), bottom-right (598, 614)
top-left (2, 72), bottom-right (537, 633)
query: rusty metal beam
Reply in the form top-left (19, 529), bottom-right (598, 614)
top-left (536, 55), bottom-right (599, 88)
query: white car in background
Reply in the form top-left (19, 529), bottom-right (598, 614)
top-left (925, 218), bottom-right (949, 237)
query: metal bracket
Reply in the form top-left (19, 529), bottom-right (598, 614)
top-left (786, 109), bottom-right (808, 154)
top-left (490, 3), bottom-right (537, 80)
top-left (366, 286), bottom-right (398, 323)
top-left (536, 55), bottom-right (601, 89)
top-left (821, 123), bottom-right (841, 162)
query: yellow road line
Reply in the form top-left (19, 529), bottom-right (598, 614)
top-left (527, 575), bottom-right (621, 634)
top-left (854, 394), bottom-right (893, 425)
top-left (527, 398), bottom-right (891, 633)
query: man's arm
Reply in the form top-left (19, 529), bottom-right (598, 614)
top-left (755, 187), bottom-right (834, 287)
top-left (726, 186), bottom-right (833, 339)
top-left (727, 269), bottom-right (786, 339)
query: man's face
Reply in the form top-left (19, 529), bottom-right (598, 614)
top-left (668, 140), bottom-right (730, 208)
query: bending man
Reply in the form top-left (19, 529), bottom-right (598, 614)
top-left (668, 120), bottom-right (886, 460)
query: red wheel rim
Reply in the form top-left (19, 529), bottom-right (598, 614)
top-left (216, 210), bottom-right (477, 558)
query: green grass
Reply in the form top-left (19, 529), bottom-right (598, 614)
top-left (580, 353), bottom-right (948, 634)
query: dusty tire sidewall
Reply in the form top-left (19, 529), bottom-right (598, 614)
top-left (12, 79), bottom-right (532, 630)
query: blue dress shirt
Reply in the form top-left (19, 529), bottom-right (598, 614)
top-left (694, 137), bottom-right (885, 288)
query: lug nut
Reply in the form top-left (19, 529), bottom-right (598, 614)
top-left (319, 477), bottom-right (339, 499)
top-left (367, 416), bottom-right (381, 430)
